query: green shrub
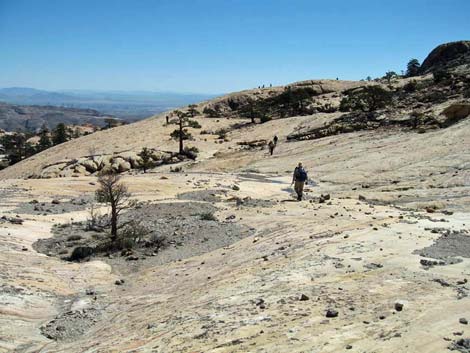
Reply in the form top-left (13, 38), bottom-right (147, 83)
top-left (260, 115), bottom-right (272, 123)
top-left (187, 120), bottom-right (202, 129)
top-left (67, 235), bottom-right (82, 241)
top-left (403, 81), bottom-right (418, 93)
top-left (69, 246), bottom-right (94, 262)
top-left (203, 107), bottom-right (220, 118)
top-left (432, 69), bottom-right (451, 83)
top-left (339, 86), bottom-right (392, 112)
top-left (200, 212), bottom-right (217, 221)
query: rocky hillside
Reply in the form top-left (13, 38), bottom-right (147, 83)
top-left (420, 40), bottom-right (470, 73)
top-left (1, 41), bottom-right (470, 353)
top-left (0, 102), bottom-right (115, 132)
top-left (1, 41), bottom-right (469, 180)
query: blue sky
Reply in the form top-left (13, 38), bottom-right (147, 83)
top-left (0, 0), bottom-right (469, 94)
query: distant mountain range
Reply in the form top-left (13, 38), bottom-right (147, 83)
top-left (0, 102), bottom-right (116, 132)
top-left (0, 87), bottom-right (217, 121)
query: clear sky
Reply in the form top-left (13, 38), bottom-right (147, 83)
top-left (0, 0), bottom-right (469, 94)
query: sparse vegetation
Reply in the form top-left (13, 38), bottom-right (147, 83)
top-left (170, 110), bottom-right (201, 154)
top-left (52, 123), bottom-right (69, 145)
top-left (138, 147), bottom-right (153, 173)
top-left (406, 58), bottom-right (421, 77)
top-left (188, 104), bottom-right (199, 117)
top-left (403, 80), bottom-right (418, 93)
top-left (203, 107), bottom-right (220, 118)
top-left (95, 172), bottom-right (134, 241)
top-left (384, 71), bottom-right (398, 84)
top-left (200, 212), bottom-right (217, 221)
top-left (432, 68), bottom-right (452, 83)
top-left (339, 86), bottom-right (392, 112)
top-left (69, 246), bottom-right (94, 262)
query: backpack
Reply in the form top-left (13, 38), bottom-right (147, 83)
top-left (296, 167), bottom-right (308, 182)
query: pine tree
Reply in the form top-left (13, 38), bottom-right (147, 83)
top-left (170, 110), bottom-right (197, 154)
top-left (138, 147), bottom-right (153, 173)
top-left (38, 125), bottom-right (52, 151)
top-left (406, 59), bottom-right (421, 77)
top-left (52, 123), bottom-right (69, 145)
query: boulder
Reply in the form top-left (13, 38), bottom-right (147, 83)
top-left (74, 164), bottom-right (89, 175)
top-left (151, 150), bottom-right (172, 161)
top-left (440, 103), bottom-right (470, 127)
top-left (111, 158), bottom-right (131, 173)
top-left (80, 158), bottom-right (99, 173)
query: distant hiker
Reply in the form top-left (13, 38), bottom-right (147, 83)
top-left (268, 140), bottom-right (275, 155)
top-left (291, 162), bottom-right (308, 201)
top-left (273, 135), bottom-right (278, 145)
top-left (166, 115), bottom-right (169, 124)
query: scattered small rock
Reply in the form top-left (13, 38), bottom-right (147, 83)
top-left (326, 309), bottom-right (338, 318)
top-left (299, 294), bottom-right (309, 301)
top-left (395, 302), bottom-right (404, 311)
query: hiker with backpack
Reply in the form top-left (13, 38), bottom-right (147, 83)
top-left (291, 162), bottom-right (308, 201)
top-left (268, 140), bottom-right (275, 155)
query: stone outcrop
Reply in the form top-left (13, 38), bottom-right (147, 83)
top-left (40, 149), bottom-right (184, 178)
top-left (420, 41), bottom-right (470, 73)
top-left (287, 103), bottom-right (470, 141)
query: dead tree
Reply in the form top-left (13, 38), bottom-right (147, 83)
top-left (95, 173), bottom-right (132, 241)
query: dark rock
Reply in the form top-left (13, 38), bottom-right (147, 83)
top-left (460, 318), bottom-right (468, 325)
top-left (433, 278), bottom-right (451, 287)
top-left (395, 302), bottom-right (404, 311)
top-left (8, 217), bottom-right (24, 225)
top-left (299, 294), bottom-right (309, 301)
top-left (454, 338), bottom-right (470, 349)
top-left (326, 309), bottom-right (338, 318)
top-left (51, 199), bottom-right (61, 205)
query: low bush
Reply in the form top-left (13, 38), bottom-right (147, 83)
top-left (67, 235), bottom-right (82, 241)
top-left (200, 212), bottom-right (217, 221)
top-left (69, 246), bottom-right (94, 262)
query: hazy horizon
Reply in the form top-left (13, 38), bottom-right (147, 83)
top-left (1, 0), bottom-right (469, 94)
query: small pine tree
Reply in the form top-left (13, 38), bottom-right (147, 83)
top-left (384, 71), bottom-right (397, 84)
top-left (138, 147), bottom-right (153, 173)
top-left (170, 110), bottom-right (200, 154)
top-left (37, 125), bottom-right (52, 151)
top-left (52, 123), bottom-right (69, 145)
top-left (406, 59), bottom-right (421, 77)
top-left (188, 104), bottom-right (199, 117)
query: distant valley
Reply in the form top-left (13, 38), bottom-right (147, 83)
top-left (0, 87), bottom-right (217, 123)
top-left (0, 102), bottom-right (115, 132)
